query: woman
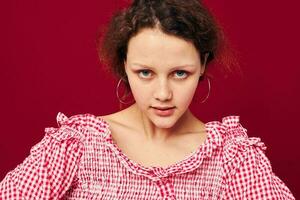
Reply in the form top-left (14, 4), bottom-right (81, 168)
top-left (0, 0), bottom-right (295, 199)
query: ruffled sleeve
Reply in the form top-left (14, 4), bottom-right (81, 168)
top-left (220, 116), bottom-right (295, 199)
top-left (0, 112), bottom-right (84, 200)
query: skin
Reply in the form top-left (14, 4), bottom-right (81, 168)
top-left (99, 27), bottom-right (208, 167)
top-left (123, 27), bottom-right (206, 142)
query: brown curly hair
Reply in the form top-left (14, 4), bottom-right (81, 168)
top-left (98, 0), bottom-right (236, 87)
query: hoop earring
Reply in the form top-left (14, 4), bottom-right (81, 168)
top-left (198, 76), bottom-right (211, 103)
top-left (116, 78), bottom-right (134, 104)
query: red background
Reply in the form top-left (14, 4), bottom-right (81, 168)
top-left (0, 0), bottom-right (299, 198)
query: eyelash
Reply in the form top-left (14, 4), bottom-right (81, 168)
top-left (137, 69), bottom-right (189, 79)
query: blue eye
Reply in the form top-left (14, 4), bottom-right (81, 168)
top-left (138, 70), bottom-right (152, 78)
top-left (174, 70), bottom-right (188, 78)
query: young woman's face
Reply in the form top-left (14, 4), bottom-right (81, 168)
top-left (124, 28), bottom-right (205, 129)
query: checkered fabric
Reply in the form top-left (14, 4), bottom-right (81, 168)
top-left (0, 112), bottom-right (295, 199)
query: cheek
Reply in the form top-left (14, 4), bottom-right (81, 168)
top-left (127, 78), bottom-right (151, 105)
top-left (174, 81), bottom-right (198, 106)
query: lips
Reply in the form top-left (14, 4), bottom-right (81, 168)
top-left (154, 107), bottom-right (174, 110)
top-left (151, 106), bottom-right (175, 116)
top-left (152, 106), bottom-right (175, 110)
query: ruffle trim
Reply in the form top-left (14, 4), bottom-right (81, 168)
top-left (43, 112), bottom-right (109, 143)
top-left (216, 116), bottom-right (267, 164)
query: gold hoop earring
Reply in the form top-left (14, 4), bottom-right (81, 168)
top-left (116, 78), bottom-right (134, 105)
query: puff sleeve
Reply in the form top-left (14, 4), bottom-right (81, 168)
top-left (221, 116), bottom-right (295, 200)
top-left (0, 113), bottom-right (84, 200)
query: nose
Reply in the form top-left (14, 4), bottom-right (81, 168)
top-left (154, 79), bottom-right (172, 101)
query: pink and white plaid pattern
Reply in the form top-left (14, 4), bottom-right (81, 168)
top-left (0, 112), bottom-right (295, 199)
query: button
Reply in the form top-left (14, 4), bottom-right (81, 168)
top-left (82, 183), bottom-right (88, 189)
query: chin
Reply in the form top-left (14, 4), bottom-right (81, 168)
top-left (151, 117), bottom-right (178, 129)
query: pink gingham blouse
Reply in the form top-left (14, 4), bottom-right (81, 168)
top-left (0, 112), bottom-right (295, 199)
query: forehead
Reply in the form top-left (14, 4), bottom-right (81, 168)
top-left (126, 28), bottom-right (200, 67)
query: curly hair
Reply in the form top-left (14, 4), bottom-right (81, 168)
top-left (98, 0), bottom-right (236, 87)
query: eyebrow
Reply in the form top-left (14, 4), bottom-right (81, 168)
top-left (131, 62), bottom-right (198, 70)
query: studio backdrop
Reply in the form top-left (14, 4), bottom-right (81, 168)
top-left (0, 0), bottom-right (299, 198)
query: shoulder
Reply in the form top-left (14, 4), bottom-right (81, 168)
top-left (46, 112), bottom-right (110, 142)
top-left (205, 115), bottom-right (267, 166)
top-left (206, 115), bottom-right (269, 181)
top-left (212, 116), bottom-right (295, 199)
top-left (56, 112), bottom-right (109, 130)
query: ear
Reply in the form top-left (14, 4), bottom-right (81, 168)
top-left (124, 60), bottom-right (128, 75)
top-left (200, 53), bottom-right (209, 75)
